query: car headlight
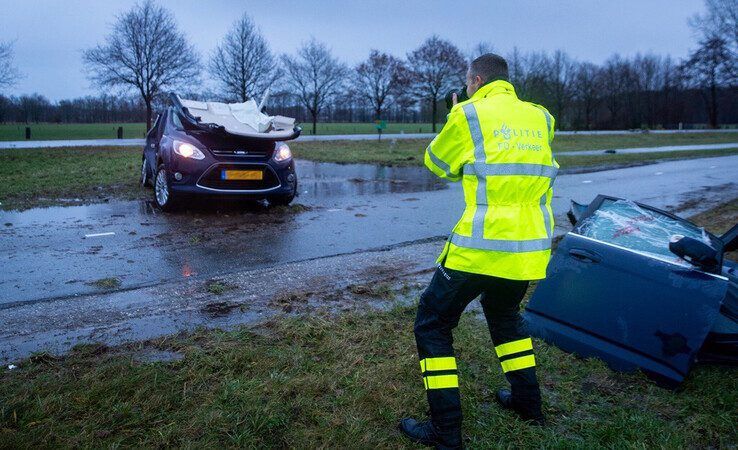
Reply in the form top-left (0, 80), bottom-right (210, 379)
top-left (173, 140), bottom-right (205, 160)
top-left (273, 143), bottom-right (292, 162)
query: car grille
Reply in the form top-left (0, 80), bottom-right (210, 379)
top-left (197, 163), bottom-right (281, 191)
top-left (210, 148), bottom-right (270, 158)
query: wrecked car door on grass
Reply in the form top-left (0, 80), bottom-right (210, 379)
top-left (526, 195), bottom-right (738, 387)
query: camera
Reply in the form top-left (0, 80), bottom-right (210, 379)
top-left (444, 85), bottom-right (469, 110)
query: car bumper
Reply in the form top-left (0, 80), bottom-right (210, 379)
top-left (168, 159), bottom-right (296, 197)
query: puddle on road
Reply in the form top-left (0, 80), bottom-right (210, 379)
top-left (295, 160), bottom-right (446, 199)
top-left (0, 160), bottom-right (445, 225)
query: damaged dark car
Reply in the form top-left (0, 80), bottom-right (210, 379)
top-left (140, 93), bottom-right (301, 210)
top-left (525, 195), bottom-right (738, 388)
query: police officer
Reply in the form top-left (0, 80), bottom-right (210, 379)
top-left (399, 54), bottom-right (557, 449)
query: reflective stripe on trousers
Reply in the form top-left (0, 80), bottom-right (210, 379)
top-left (495, 337), bottom-right (536, 373)
top-left (419, 356), bottom-right (459, 390)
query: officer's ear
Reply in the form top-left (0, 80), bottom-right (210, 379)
top-left (473, 74), bottom-right (484, 88)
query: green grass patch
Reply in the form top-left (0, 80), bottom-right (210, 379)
top-left (1, 304), bottom-right (735, 448)
top-left (205, 280), bottom-right (229, 295)
top-left (85, 277), bottom-right (121, 290)
top-left (291, 133), bottom-right (738, 165)
top-left (0, 146), bottom-right (143, 210)
top-left (555, 147), bottom-right (738, 170)
top-left (550, 131), bottom-right (738, 152)
top-left (0, 123), bottom-right (149, 141)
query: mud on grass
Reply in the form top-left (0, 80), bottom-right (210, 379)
top-left (1, 305), bottom-right (736, 448)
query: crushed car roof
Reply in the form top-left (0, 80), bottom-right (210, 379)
top-left (172, 93), bottom-right (298, 140)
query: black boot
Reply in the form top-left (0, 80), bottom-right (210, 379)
top-left (496, 389), bottom-right (545, 426)
top-left (398, 418), bottom-right (462, 449)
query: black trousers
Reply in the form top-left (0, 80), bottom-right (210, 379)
top-left (414, 263), bottom-right (542, 431)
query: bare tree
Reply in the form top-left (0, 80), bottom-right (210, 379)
top-left (506, 48), bottom-right (549, 102)
top-left (506, 47), bottom-right (530, 96)
top-left (690, 0), bottom-right (738, 83)
top-left (691, 0), bottom-right (738, 49)
top-left (469, 41), bottom-right (496, 61)
top-left (281, 38), bottom-right (348, 135)
top-left (353, 50), bottom-right (407, 120)
top-left (542, 50), bottom-right (577, 127)
top-left (573, 62), bottom-right (601, 129)
top-left (601, 55), bottom-right (631, 127)
top-left (0, 41), bottom-right (21, 92)
top-left (681, 36), bottom-right (734, 128)
top-left (209, 13), bottom-right (277, 103)
top-left (406, 36), bottom-right (466, 132)
top-left (82, 0), bottom-right (200, 130)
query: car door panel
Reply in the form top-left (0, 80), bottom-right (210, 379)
top-left (525, 196), bottom-right (729, 387)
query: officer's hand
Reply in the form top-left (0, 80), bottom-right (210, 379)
top-left (452, 92), bottom-right (458, 106)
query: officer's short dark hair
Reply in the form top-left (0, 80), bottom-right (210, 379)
top-left (469, 53), bottom-right (509, 83)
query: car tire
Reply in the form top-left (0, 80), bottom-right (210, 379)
top-left (269, 179), bottom-right (297, 207)
top-left (140, 157), bottom-right (152, 188)
top-left (154, 164), bottom-right (179, 211)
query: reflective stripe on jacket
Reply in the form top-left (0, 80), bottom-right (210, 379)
top-left (425, 80), bottom-right (558, 280)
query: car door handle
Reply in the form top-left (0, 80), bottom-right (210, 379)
top-left (569, 248), bottom-right (601, 263)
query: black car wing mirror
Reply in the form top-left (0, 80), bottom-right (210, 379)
top-left (567, 200), bottom-right (589, 226)
top-left (669, 235), bottom-right (720, 272)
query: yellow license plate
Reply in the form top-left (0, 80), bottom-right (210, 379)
top-left (222, 169), bottom-right (263, 181)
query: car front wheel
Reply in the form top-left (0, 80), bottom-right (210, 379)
top-left (269, 179), bottom-right (297, 207)
top-left (154, 164), bottom-right (179, 211)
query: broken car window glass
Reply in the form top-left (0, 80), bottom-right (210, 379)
top-left (577, 199), bottom-right (713, 262)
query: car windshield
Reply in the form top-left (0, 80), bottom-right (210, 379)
top-left (577, 199), bottom-right (713, 262)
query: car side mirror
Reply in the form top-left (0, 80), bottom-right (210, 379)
top-left (669, 235), bottom-right (720, 272)
top-left (567, 200), bottom-right (589, 226)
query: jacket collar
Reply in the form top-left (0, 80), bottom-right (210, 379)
top-left (470, 80), bottom-right (516, 101)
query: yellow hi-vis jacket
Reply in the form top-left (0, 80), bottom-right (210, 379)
top-left (425, 80), bottom-right (558, 281)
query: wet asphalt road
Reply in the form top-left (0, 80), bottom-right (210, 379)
top-left (1, 155), bottom-right (737, 306)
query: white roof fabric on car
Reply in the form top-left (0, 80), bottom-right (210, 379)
top-left (178, 96), bottom-right (296, 139)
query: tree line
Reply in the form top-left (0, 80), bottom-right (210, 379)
top-left (0, 0), bottom-right (736, 133)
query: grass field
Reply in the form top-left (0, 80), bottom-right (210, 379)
top-left (0, 146), bottom-right (143, 210)
top-left (3, 122), bottom-right (738, 141)
top-left (291, 135), bottom-right (738, 165)
top-left (0, 122), bottom-right (440, 141)
top-left (1, 198), bottom-right (736, 448)
top-left (2, 135), bottom-right (738, 210)
top-left (0, 123), bottom-right (150, 141)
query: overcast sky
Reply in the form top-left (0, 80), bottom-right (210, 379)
top-left (1, 0), bottom-right (706, 101)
